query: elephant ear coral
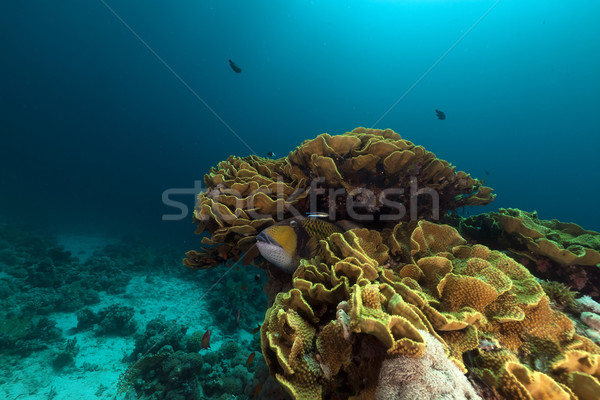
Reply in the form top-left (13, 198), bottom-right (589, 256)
top-left (185, 128), bottom-right (494, 269)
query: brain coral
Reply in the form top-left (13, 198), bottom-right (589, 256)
top-left (260, 221), bottom-right (600, 399)
top-left (185, 127), bottom-right (494, 268)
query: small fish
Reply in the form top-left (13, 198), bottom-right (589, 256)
top-left (229, 59), bottom-right (242, 73)
top-left (201, 329), bottom-right (211, 349)
top-left (435, 109), bottom-right (446, 120)
top-left (306, 211), bottom-right (330, 219)
top-left (253, 383), bottom-right (263, 397)
top-left (267, 151), bottom-right (276, 158)
top-left (235, 309), bottom-right (241, 327)
top-left (241, 284), bottom-right (246, 291)
top-left (246, 352), bottom-right (256, 367)
top-left (251, 324), bottom-right (261, 334)
top-left (256, 217), bottom-right (343, 273)
top-left (254, 274), bottom-right (261, 281)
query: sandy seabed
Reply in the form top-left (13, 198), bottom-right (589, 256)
top-left (0, 235), bottom-right (233, 400)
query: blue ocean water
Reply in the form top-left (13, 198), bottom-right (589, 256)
top-left (1, 2), bottom-right (600, 399)
top-left (1, 1), bottom-right (599, 240)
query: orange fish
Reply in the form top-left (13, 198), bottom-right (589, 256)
top-left (246, 352), bottom-right (256, 367)
top-left (251, 324), bottom-right (261, 334)
top-left (241, 284), bottom-right (246, 291)
top-left (201, 329), bottom-right (211, 349)
top-left (253, 383), bottom-right (262, 397)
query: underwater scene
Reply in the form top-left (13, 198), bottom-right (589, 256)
top-left (1, 1), bottom-right (599, 399)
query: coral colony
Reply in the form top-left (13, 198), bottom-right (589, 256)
top-left (183, 128), bottom-right (600, 399)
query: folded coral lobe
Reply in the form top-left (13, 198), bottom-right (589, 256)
top-left (184, 127), bottom-right (494, 268)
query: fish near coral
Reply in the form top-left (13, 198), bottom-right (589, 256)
top-left (253, 383), bottom-right (262, 397)
top-left (201, 329), bottom-right (211, 349)
top-left (255, 217), bottom-right (343, 273)
top-left (229, 59), bottom-right (242, 73)
top-left (246, 352), bottom-right (256, 367)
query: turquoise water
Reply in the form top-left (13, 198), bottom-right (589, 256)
top-left (1, 0), bottom-right (599, 238)
top-left (1, 1), bottom-right (599, 399)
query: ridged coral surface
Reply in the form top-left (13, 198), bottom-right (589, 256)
top-left (260, 221), bottom-right (600, 399)
top-left (184, 128), bottom-right (600, 399)
top-left (185, 128), bottom-right (494, 268)
top-left (497, 208), bottom-right (600, 266)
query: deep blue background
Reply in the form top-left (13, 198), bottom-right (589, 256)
top-left (1, 0), bottom-right (599, 246)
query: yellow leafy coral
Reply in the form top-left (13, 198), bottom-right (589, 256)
top-left (496, 208), bottom-right (600, 266)
top-left (183, 127), bottom-right (600, 399)
top-left (261, 220), bottom-right (600, 399)
top-left (261, 292), bottom-right (323, 400)
top-left (185, 127), bottom-right (493, 268)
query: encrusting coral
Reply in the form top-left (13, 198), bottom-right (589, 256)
top-left (185, 127), bottom-right (494, 269)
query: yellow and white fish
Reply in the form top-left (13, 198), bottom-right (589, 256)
top-left (255, 216), bottom-right (342, 273)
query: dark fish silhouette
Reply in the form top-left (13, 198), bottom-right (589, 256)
top-left (435, 109), bottom-right (446, 120)
top-left (229, 59), bottom-right (242, 73)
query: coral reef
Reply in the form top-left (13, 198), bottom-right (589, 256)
top-left (496, 209), bottom-right (600, 266)
top-left (0, 225), bottom-right (181, 327)
top-left (128, 317), bottom-right (189, 361)
top-left (76, 304), bottom-right (137, 336)
top-left (206, 267), bottom-right (268, 333)
top-left (0, 316), bottom-right (63, 356)
top-left (119, 320), bottom-right (262, 400)
top-left (448, 208), bottom-right (600, 299)
top-left (185, 127), bottom-right (494, 269)
top-left (183, 128), bottom-right (600, 399)
top-left (0, 225), bottom-right (236, 399)
top-left (120, 347), bottom-right (205, 400)
top-left (259, 221), bottom-right (600, 399)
